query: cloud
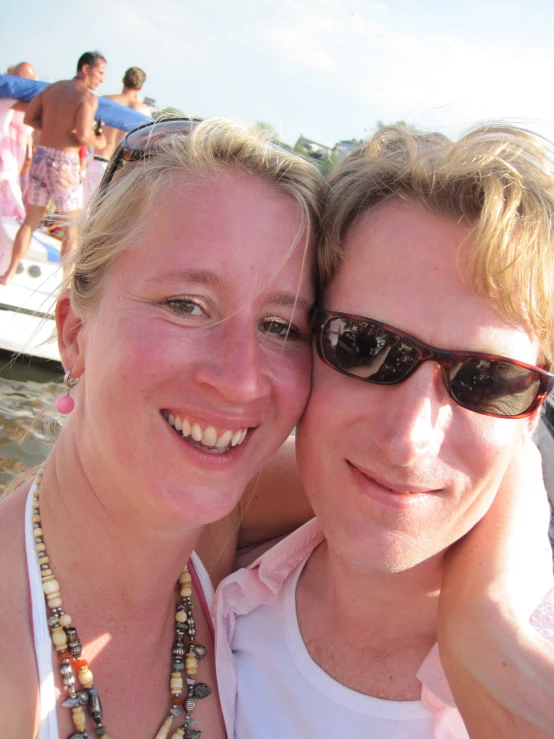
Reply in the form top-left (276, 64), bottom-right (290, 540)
top-left (259, 0), bottom-right (554, 139)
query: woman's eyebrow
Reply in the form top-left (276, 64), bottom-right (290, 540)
top-left (265, 292), bottom-right (313, 313)
top-left (144, 272), bottom-right (311, 312)
top-left (144, 268), bottom-right (221, 287)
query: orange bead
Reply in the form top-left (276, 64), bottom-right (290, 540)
top-left (74, 658), bottom-right (88, 670)
top-left (57, 650), bottom-right (71, 662)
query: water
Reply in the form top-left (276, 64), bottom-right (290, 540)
top-left (0, 351), bottom-right (62, 490)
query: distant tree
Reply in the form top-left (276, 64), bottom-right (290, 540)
top-left (153, 106), bottom-right (192, 120)
top-left (317, 152), bottom-right (340, 176)
top-left (293, 142), bottom-right (311, 159)
top-left (255, 121), bottom-right (292, 151)
top-left (375, 119), bottom-right (418, 131)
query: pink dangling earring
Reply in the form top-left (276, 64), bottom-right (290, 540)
top-left (55, 370), bottom-right (80, 414)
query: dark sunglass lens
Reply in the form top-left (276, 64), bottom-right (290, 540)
top-left (322, 317), bottom-right (417, 382)
top-left (449, 358), bottom-right (541, 416)
top-left (126, 119), bottom-right (196, 152)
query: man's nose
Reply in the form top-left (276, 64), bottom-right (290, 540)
top-left (374, 363), bottom-right (450, 467)
top-left (192, 319), bottom-right (271, 406)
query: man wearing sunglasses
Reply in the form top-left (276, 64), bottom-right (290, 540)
top-left (215, 125), bottom-right (554, 737)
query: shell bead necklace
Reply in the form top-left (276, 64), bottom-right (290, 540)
top-left (31, 466), bottom-right (212, 739)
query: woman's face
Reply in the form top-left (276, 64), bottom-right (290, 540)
top-left (62, 168), bottom-right (314, 529)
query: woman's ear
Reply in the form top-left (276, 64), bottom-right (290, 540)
top-left (56, 289), bottom-right (86, 377)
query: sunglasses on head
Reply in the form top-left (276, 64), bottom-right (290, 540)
top-left (97, 118), bottom-right (200, 199)
top-left (313, 309), bottom-right (554, 419)
top-left (96, 117), bottom-right (293, 201)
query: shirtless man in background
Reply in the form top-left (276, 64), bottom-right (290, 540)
top-left (0, 51), bottom-right (107, 284)
top-left (83, 66), bottom-right (151, 205)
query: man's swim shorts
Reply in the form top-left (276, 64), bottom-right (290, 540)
top-left (26, 145), bottom-right (83, 212)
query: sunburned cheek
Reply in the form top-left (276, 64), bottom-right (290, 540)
top-left (276, 356), bottom-right (312, 415)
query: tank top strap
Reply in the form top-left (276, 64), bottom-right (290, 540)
top-left (189, 551), bottom-right (215, 640)
top-left (25, 482), bottom-right (60, 738)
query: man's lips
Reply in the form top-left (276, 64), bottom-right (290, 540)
top-left (347, 461), bottom-right (441, 496)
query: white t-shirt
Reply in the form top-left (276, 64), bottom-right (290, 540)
top-left (233, 556), bottom-right (436, 739)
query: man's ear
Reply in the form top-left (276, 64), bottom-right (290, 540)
top-left (56, 289), bottom-right (86, 377)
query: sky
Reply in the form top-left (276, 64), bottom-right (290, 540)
top-left (2, 0), bottom-right (554, 148)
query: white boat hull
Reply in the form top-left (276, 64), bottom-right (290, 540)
top-left (0, 217), bottom-right (61, 362)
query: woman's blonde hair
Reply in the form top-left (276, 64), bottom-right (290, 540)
top-left (319, 124), bottom-right (554, 366)
top-left (69, 118), bottom-right (322, 314)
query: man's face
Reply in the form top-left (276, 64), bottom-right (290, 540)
top-left (296, 198), bottom-right (540, 573)
top-left (85, 61), bottom-right (106, 90)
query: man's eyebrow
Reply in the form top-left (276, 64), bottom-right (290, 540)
top-left (144, 269), bottom-right (221, 288)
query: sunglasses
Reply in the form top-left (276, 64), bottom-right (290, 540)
top-left (96, 118), bottom-right (200, 199)
top-left (313, 310), bottom-right (554, 419)
top-left (96, 117), bottom-right (293, 201)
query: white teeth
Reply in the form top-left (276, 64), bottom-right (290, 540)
top-left (165, 412), bottom-right (249, 449)
top-left (231, 429), bottom-right (243, 447)
top-left (216, 429), bottom-right (233, 448)
top-left (202, 426), bottom-right (217, 447)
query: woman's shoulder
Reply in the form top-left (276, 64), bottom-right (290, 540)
top-left (0, 480), bottom-right (40, 736)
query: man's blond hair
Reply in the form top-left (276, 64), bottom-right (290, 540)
top-left (319, 124), bottom-right (554, 366)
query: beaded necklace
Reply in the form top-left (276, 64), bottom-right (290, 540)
top-left (30, 466), bottom-right (212, 739)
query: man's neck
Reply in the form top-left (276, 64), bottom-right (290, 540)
top-left (121, 87), bottom-right (140, 103)
top-left (296, 540), bottom-right (443, 700)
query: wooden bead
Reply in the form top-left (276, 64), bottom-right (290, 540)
top-left (32, 514), bottom-right (41, 523)
top-left (34, 543), bottom-right (46, 553)
top-left (33, 527), bottom-right (43, 538)
top-left (185, 655), bottom-right (197, 675)
top-left (32, 500), bottom-right (39, 509)
top-left (171, 729), bottom-right (186, 738)
top-left (78, 666), bottom-right (94, 688)
top-left (170, 672), bottom-right (183, 693)
top-left (41, 568), bottom-right (53, 577)
top-left (72, 705), bottom-right (86, 731)
top-left (179, 587), bottom-right (192, 598)
top-left (175, 611), bottom-right (187, 623)
top-left (154, 716), bottom-right (174, 739)
top-left (38, 556), bottom-right (49, 565)
top-left (51, 627), bottom-right (67, 650)
top-left (179, 571), bottom-right (192, 585)
top-left (47, 596), bottom-right (63, 609)
top-left (58, 613), bottom-right (72, 627)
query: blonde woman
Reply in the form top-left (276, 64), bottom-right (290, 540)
top-left (0, 118), bottom-right (321, 739)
